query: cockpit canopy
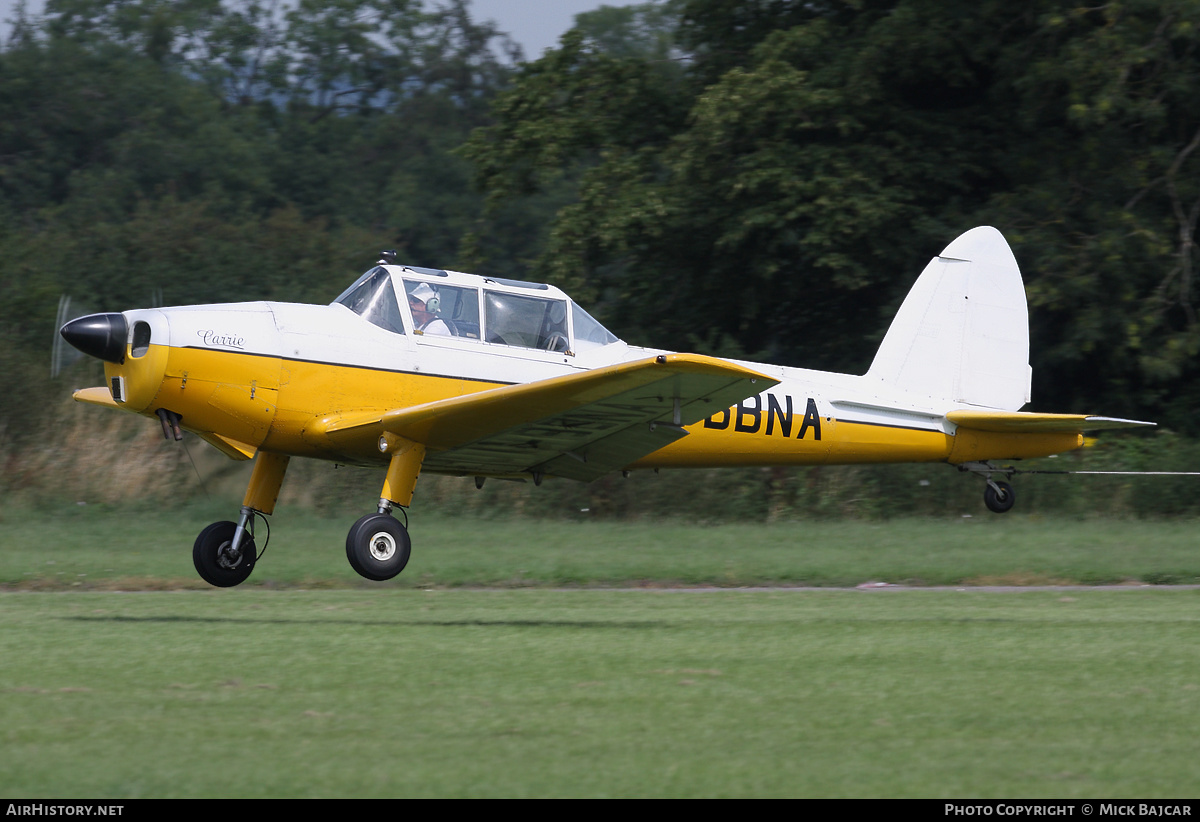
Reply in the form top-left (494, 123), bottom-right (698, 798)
top-left (333, 265), bottom-right (619, 353)
top-left (334, 267), bottom-right (405, 334)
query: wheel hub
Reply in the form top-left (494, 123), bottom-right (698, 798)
top-left (216, 540), bottom-right (244, 569)
top-left (369, 532), bottom-right (397, 562)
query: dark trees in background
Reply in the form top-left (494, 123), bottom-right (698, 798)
top-left (466, 0), bottom-right (1200, 429)
top-left (3, 0), bottom-right (1200, 440)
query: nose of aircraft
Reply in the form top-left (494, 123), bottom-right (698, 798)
top-left (60, 313), bottom-right (128, 364)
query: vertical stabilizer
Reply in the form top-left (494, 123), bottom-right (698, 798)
top-left (865, 227), bottom-right (1031, 411)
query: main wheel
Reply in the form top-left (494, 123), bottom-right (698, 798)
top-left (346, 514), bottom-right (412, 581)
top-left (193, 521), bottom-right (257, 588)
top-left (983, 481), bottom-right (1016, 514)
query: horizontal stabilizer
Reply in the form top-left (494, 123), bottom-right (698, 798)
top-left (947, 409), bottom-right (1155, 434)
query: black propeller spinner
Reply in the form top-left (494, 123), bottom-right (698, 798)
top-left (60, 313), bottom-right (128, 365)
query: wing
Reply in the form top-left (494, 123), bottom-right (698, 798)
top-left (312, 353), bottom-right (777, 481)
top-left (946, 409), bottom-right (1155, 434)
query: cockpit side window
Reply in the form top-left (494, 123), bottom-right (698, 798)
top-left (334, 267), bottom-right (405, 334)
top-left (571, 301), bottom-right (619, 351)
top-left (484, 291), bottom-right (569, 352)
top-left (403, 280), bottom-right (481, 339)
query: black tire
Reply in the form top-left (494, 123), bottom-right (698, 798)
top-left (983, 481), bottom-right (1016, 514)
top-left (193, 521), bottom-right (256, 588)
top-left (346, 514), bottom-right (411, 581)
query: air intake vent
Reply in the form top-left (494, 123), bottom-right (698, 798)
top-left (131, 321), bottom-right (151, 358)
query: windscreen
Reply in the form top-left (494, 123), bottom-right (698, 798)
top-left (334, 267), bottom-right (405, 334)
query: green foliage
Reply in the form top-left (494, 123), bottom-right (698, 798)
top-left (5, 0), bottom-right (1200, 521)
top-left (467, 0), bottom-right (1200, 419)
top-left (0, 0), bottom-right (528, 440)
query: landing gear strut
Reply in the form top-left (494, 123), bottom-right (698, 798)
top-left (343, 434), bottom-right (427, 582)
top-left (983, 480), bottom-right (1016, 513)
top-left (960, 461), bottom-right (1018, 514)
top-left (193, 452), bottom-right (289, 588)
top-left (189, 437), bottom-right (429, 586)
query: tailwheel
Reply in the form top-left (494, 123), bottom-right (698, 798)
top-left (193, 521), bottom-right (257, 588)
top-left (983, 480), bottom-right (1016, 514)
top-left (346, 513), bottom-right (412, 581)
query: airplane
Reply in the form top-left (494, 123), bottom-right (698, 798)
top-left (58, 226), bottom-right (1154, 587)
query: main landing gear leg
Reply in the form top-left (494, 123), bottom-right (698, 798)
top-left (193, 452), bottom-right (290, 587)
top-left (959, 461), bottom-right (1017, 514)
top-left (346, 435), bottom-right (425, 581)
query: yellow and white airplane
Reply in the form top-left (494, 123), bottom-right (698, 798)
top-left (60, 226), bottom-right (1152, 587)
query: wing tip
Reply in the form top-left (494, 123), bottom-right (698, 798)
top-left (947, 409), bottom-right (1157, 433)
top-left (1083, 416), bottom-right (1157, 430)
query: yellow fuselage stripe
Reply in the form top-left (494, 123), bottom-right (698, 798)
top-left (105, 344), bottom-right (1082, 473)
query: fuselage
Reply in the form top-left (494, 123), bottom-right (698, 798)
top-left (81, 260), bottom-right (1081, 477)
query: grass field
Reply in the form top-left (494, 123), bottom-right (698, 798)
top-left (3, 503), bottom-right (1200, 589)
top-left (3, 506), bottom-right (1200, 797)
top-left (2, 588), bottom-right (1200, 797)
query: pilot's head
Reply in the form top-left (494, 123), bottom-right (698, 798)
top-left (408, 283), bottom-right (439, 325)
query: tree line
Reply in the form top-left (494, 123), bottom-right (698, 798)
top-left (3, 0), bottom-right (1199, 450)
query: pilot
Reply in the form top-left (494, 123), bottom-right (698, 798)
top-left (408, 283), bottom-right (453, 336)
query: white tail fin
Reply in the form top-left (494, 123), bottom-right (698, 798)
top-left (865, 226), bottom-right (1031, 411)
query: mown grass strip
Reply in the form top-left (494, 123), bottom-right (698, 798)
top-left (2, 589), bottom-right (1199, 797)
